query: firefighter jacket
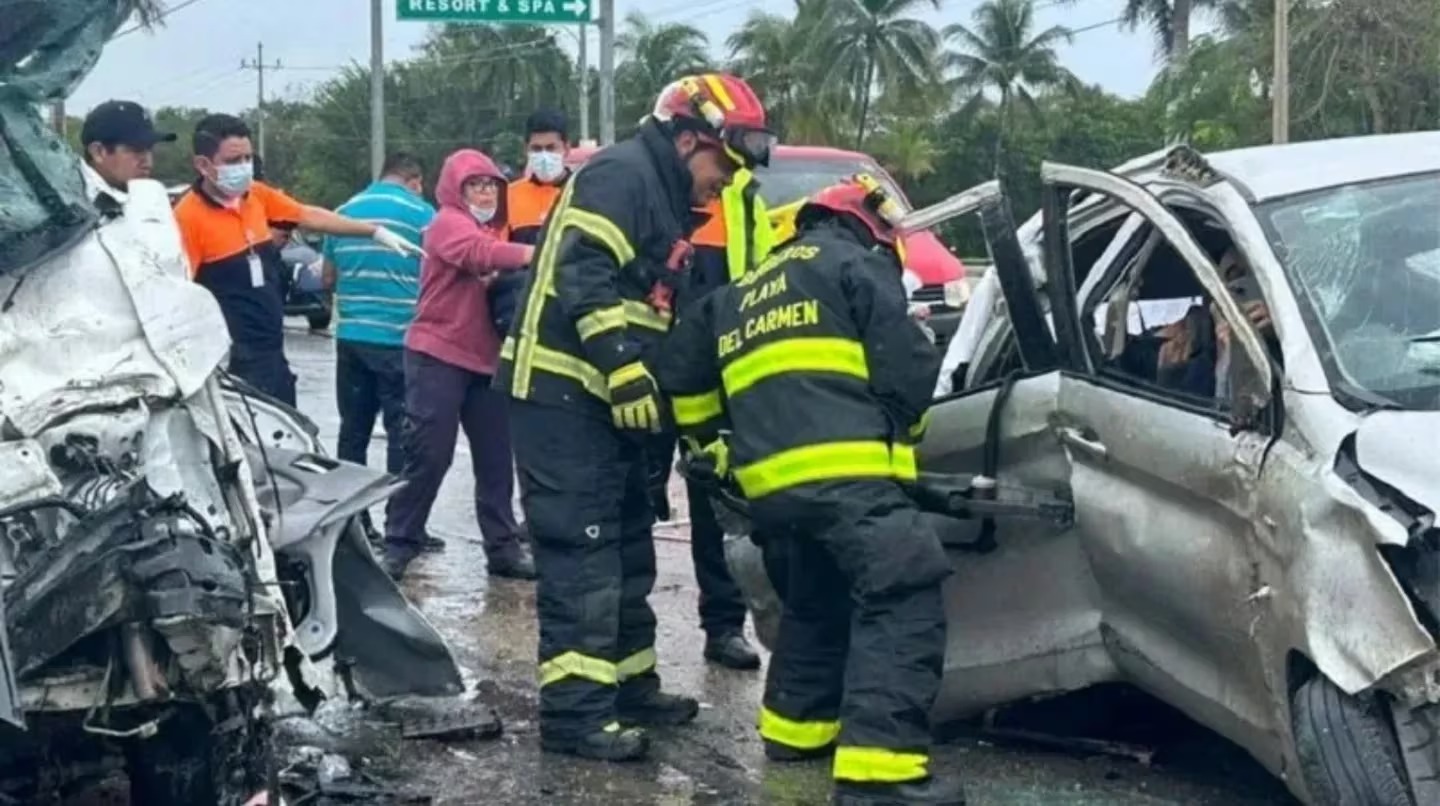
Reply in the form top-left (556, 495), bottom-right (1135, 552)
top-left (685, 169), bottom-right (775, 308)
top-left (655, 219), bottom-right (940, 501)
top-left (497, 122), bottom-right (698, 421)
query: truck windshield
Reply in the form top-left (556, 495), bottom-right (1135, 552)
top-left (1259, 172), bottom-right (1440, 410)
top-left (752, 157), bottom-right (909, 210)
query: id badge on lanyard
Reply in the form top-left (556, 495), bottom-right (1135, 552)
top-left (245, 227), bottom-right (265, 288)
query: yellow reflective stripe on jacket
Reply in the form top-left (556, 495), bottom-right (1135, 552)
top-left (758, 707), bottom-right (841, 750)
top-left (539, 651), bottom-right (619, 687)
top-left (502, 337), bottom-right (609, 402)
top-left (722, 337), bottom-right (869, 397)
top-left (622, 299), bottom-right (672, 332)
top-left (833, 746), bottom-right (929, 783)
top-left (512, 179), bottom-right (579, 397)
top-left (577, 304), bottom-right (626, 341)
top-left (616, 648), bottom-right (656, 681)
top-left (560, 207), bottom-right (637, 266)
top-left (733, 441), bottom-right (915, 499)
top-left (672, 389), bottom-right (724, 427)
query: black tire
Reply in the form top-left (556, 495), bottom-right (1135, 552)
top-left (1292, 674), bottom-right (1415, 806)
top-left (126, 689), bottom-right (274, 806)
top-left (307, 310), bottom-right (332, 331)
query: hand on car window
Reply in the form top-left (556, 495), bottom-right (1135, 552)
top-left (1215, 300), bottom-right (1271, 349)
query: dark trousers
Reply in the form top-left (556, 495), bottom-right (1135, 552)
top-left (646, 435), bottom-right (747, 637)
top-left (755, 481), bottom-right (951, 784)
top-left (335, 340), bottom-right (407, 474)
top-left (229, 342), bottom-right (297, 407)
top-left (512, 401), bottom-right (661, 741)
top-left (384, 349), bottom-right (521, 558)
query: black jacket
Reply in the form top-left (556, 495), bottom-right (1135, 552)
top-left (497, 121), bottom-right (698, 421)
top-left (655, 220), bottom-right (939, 501)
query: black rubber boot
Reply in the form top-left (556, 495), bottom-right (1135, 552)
top-left (488, 542), bottom-right (537, 580)
top-left (421, 534), bottom-right (446, 553)
top-left (704, 632), bottom-right (761, 670)
top-left (764, 738), bottom-right (835, 762)
top-left (541, 725), bottom-right (650, 762)
top-left (833, 776), bottom-right (967, 805)
top-left (382, 542), bottom-right (422, 581)
top-left (617, 690), bottom-right (700, 727)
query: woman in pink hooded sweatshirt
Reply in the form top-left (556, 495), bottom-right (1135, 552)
top-left (383, 148), bottom-right (535, 581)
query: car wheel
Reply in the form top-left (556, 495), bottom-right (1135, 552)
top-left (126, 688), bottom-right (274, 806)
top-left (307, 310), bottom-right (332, 331)
top-left (1292, 674), bottom-right (1416, 805)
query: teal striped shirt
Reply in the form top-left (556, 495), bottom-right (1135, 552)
top-left (323, 181), bottom-right (436, 346)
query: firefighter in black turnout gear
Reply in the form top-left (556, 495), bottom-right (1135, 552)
top-left (497, 73), bottom-right (776, 762)
top-left (655, 175), bottom-right (964, 804)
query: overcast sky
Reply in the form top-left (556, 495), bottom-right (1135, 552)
top-left (71, 0), bottom-right (1213, 116)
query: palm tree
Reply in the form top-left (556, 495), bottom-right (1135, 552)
top-left (819, 0), bottom-right (943, 149)
top-left (1120, 0), bottom-right (1219, 65)
top-left (615, 11), bottom-right (711, 131)
top-left (945, 0), bottom-right (1078, 178)
top-left (726, 1), bottom-right (846, 142)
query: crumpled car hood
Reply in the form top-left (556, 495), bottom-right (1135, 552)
top-left (1355, 411), bottom-right (1440, 519)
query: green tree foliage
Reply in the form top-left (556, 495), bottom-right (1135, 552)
top-left (120, 0), bottom-right (1438, 250)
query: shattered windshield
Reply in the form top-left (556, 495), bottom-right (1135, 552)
top-left (1260, 172), bottom-right (1440, 410)
top-left (0, 1), bottom-right (136, 274)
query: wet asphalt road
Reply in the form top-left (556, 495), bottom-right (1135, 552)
top-left (282, 325), bottom-right (1296, 806)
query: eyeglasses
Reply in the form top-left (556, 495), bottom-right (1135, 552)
top-left (466, 178), bottom-right (502, 193)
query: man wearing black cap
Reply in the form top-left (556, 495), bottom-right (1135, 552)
top-left (80, 100), bottom-right (176, 203)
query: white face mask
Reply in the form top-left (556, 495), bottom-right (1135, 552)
top-left (527, 151), bottom-right (566, 183)
top-left (469, 205), bottom-right (497, 224)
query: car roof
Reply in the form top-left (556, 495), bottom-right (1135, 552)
top-left (1119, 132), bottom-right (1440, 203)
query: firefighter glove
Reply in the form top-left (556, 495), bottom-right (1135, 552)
top-left (608, 362), bottom-right (663, 433)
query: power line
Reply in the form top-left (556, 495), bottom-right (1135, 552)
top-left (112, 0), bottom-right (214, 40)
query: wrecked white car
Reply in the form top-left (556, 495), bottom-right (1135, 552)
top-left (719, 134), bottom-right (1440, 805)
top-left (0, 3), bottom-right (469, 802)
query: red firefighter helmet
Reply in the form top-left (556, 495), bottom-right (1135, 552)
top-left (800, 173), bottom-right (909, 263)
top-left (650, 73), bottom-right (775, 168)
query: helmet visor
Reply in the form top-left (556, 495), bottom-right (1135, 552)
top-left (722, 127), bottom-right (778, 168)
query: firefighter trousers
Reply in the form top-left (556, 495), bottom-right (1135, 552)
top-left (510, 400), bottom-right (663, 741)
top-left (754, 481), bottom-right (951, 785)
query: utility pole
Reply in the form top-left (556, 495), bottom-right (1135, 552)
top-left (578, 24), bottom-right (590, 143)
top-left (370, 0), bottom-right (385, 179)
top-left (599, 0), bottom-right (615, 145)
top-left (240, 42), bottom-right (282, 162)
top-left (1272, 0), bottom-right (1290, 143)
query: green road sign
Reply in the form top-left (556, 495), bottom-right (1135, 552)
top-left (397, 0), bottom-right (592, 24)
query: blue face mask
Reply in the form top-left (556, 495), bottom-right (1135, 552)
top-left (527, 151), bottom-right (566, 183)
top-left (215, 161), bottom-right (254, 196)
top-left (469, 205), bottom-right (497, 224)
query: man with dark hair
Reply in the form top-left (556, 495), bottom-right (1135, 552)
top-left (321, 153), bottom-right (435, 483)
top-left (80, 100), bottom-right (176, 210)
top-left (506, 108), bottom-right (572, 245)
top-left (173, 114), bottom-right (423, 405)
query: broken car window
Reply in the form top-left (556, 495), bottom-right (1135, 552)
top-left (1261, 173), bottom-right (1440, 410)
top-left (0, 1), bottom-right (134, 275)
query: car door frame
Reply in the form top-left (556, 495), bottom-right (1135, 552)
top-left (907, 182), bottom-right (1124, 719)
top-left (1036, 161), bottom-right (1288, 761)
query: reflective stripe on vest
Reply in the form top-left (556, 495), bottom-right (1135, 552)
top-left (733, 440), bottom-right (919, 499)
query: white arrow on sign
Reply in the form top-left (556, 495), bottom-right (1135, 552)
top-left (562, 0), bottom-right (588, 17)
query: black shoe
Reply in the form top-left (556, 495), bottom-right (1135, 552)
top-left (764, 738), bottom-right (835, 762)
top-left (541, 724), bottom-right (650, 761)
top-left (617, 690), bottom-right (700, 727)
top-left (833, 776), bottom-right (967, 805)
top-left (487, 543), bottom-right (537, 580)
top-left (382, 546), bottom-right (420, 581)
top-left (704, 632), bottom-right (761, 670)
top-left (421, 534), bottom-right (446, 553)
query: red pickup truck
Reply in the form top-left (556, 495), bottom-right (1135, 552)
top-left (563, 143), bottom-right (969, 344)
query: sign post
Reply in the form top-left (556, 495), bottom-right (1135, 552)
top-left (397, 0), bottom-right (593, 24)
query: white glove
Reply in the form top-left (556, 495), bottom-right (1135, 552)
top-left (374, 225), bottom-right (425, 258)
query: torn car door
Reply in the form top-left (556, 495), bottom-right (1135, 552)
top-left (911, 185), bottom-right (1112, 720)
top-left (1037, 161), bottom-right (1283, 763)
